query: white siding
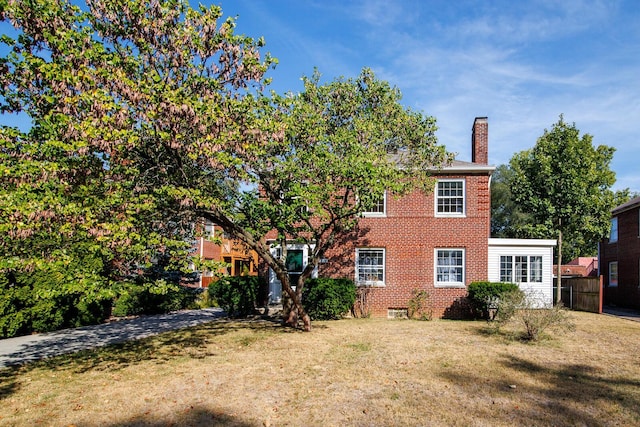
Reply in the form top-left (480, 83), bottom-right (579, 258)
top-left (488, 239), bottom-right (557, 307)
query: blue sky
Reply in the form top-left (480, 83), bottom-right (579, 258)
top-left (219, 0), bottom-right (640, 192)
top-left (2, 0), bottom-right (639, 192)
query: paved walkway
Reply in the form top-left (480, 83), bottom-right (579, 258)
top-left (0, 308), bottom-right (224, 368)
top-left (602, 306), bottom-right (640, 322)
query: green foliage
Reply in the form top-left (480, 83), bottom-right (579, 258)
top-left (508, 115), bottom-right (618, 262)
top-left (0, 0), bottom-right (450, 332)
top-left (111, 281), bottom-right (201, 318)
top-left (490, 164), bottom-right (534, 237)
top-left (0, 270), bottom-right (111, 338)
top-left (407, 289), bottom-right (433, 321)
top-left (302, 278), bottom-right (356, 320)
top-left (492, 290), bottom-right (575, 341)
top-left (467, 281), bottom-right (520, 320)
top-left (207, 276), bottom-right (262, 318)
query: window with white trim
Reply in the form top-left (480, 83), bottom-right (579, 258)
top-left (610, 217), bottom-right (618, 243)
top-left (435, 249), bottom-right (465, 287)
top-left (356, 248), bottom-right (385, 286)
top-left (609, 262), bottom-right (618, 287)
top-left (436, 179), bottom-right (465, 216)
top-left (499, 255), bottom-right (542, 283)
top-left (362, 191), bottom-right (386, 217)
top-left (500, 256), bottom-right (513, 282)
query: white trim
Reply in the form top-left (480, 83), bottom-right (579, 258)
top-left (361, 191), bottom-right (387, 218)
top-left (435, 179), bottom-right (466, 218)
top-left (355, 248), bottom-right (386, 287)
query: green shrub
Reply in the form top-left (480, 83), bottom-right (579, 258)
top-left (112, 280), bottom-right (201, 317)
top-left (467, 281), bottom-right (520, 320)
top-left (0, 270), bottom-right (112, 338)
top-left (407, 289), bottom-right (433, 320)
top-left (207, 276), bottom-right (262, 318)
top-left (302, 278), bottom-right (356, 320)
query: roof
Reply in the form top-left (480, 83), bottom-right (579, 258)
top-left (488, 238), bottom-right (557, 247)
top-left (612, 196), bottom-right (640, 215)
top-left (438, 159), bottom-right (496, 174)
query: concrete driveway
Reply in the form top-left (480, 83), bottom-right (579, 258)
top-left (0, 308), bottom-right (224, 368)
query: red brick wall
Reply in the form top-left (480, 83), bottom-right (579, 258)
top-left (600, 207), bottom-right (640, 309)
top-left (319, 173), bottom-right (491, 318)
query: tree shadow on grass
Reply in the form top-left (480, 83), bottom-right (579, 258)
top-left (438, 353), bottom-right (640, 426)
top-left (78, 405), bottom-right (256, 427)
top-left (0, 318), bottom-right (286, 400)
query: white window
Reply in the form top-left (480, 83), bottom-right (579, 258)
top-left (203, 219), bottom-right (215, 238)
top-left (435, 179), bottom-right (465, 216)
top-left (362, 191), bottom-right (386, 217)
top-left (356, 248), bottom-right (385, 286)
top-left (435, 249), bottom-right (465, 287)
top-left (500, 256), bottom-right (513, 282)
top-left (499, 255), bottom-right (542, 283)
top-left (609, 262), bottom-right (618, 287)
top-left (610, 217), bottom-right (618, 243)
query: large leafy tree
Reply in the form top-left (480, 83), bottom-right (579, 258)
top-left (0, 0), bottom-right (274, 311)
top-left (1, 0), bottom-right (449, 332)
top-left (509, 116), bottom-right (617, 300)
top-left (214, 69), bottom-right (450, 330)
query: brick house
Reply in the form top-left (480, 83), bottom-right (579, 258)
top-left (192, 220), bottom-right (258, 287)
top-left (599, 196), bottom-right (640, 309)
top-left (265, 117), bottom-right (557, 317)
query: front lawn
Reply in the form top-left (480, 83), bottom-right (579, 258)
top-left (1, 312), bottom-right (639, 426)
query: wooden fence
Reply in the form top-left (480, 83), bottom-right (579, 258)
top-left (555, 276), bottom-right (603, 313)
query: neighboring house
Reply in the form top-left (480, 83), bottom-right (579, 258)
top-left (561, 257), bottom-right (598, 278)
top-left (599, 196), bottom-right (640, 309)
top-left (192, 219), bottom-right (258, 287)
top-left (265, 117), bottom-right (557, 318)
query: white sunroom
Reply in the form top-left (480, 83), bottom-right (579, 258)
top-left (488, 238), bottom-right (557, 307)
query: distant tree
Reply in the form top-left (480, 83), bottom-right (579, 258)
top-left (490, 164), bottom-right (533, 237)
top-left (509, 116), bottom-right (618, 301)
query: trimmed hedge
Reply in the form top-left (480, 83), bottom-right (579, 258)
top-left (467, 281), bottom-right (520, 320)
top-left (302, 278), bottom-right (356, 320)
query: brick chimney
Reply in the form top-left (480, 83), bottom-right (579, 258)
top-left (471, 117), bottom-right (488, 164)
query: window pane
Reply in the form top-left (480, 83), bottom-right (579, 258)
top-left (610, 218), bottom-right (618, 242)
top-left (530, 256), bottom-right (542, 283)
top-left (609, 262), bottom-right (618, 287)
top-left (437, 181), bottom-right (464, 214)
top-left (500, 256), bottom-right (513, 282)
top-left (515, 256), bottom-right (528, 282)
top-left (357, 249), bottom-right (385, 284)
top-left (437, 250), bottom-right (463, 283)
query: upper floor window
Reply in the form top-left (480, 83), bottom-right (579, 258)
top-left (436, 179), bottom-right (465, 217)
top-left (609, 217), bottom-right (618, 242)
top-left (356, 248), bottom-right (385, 286)
top-left (435, 248), bottom-right (465, 287)
top-left (362, 191), bottom-right (386, 217)
top-left (203, 219), bottom-right (215, 238)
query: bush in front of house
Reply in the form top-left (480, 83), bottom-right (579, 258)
top-left (0, 270), bottom-right (112, 339)
top-left (111, 280), bottom-right (202, 318)
top-left (492, 289), bottom-right (575, 341)
top-left (207, 276), bottom-right (262, 318)
top-left (302, 278), bottom-right (356, 320)
top-left (467, 281), bottom-right (520, 320)
top-left (407, 289), bottom-right (433, 320)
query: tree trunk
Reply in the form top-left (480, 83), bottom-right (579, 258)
top-left (556, 229), bottom-right (562, 305)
